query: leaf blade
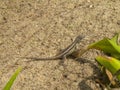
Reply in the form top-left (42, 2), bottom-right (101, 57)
top-left (3, 67), bottom-right (22, 90)
top-left (96, 56), bottom-right (120, 80)
top-left (88, 34), bottom-right (120, 59)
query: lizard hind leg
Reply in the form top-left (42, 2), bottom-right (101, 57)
top-left (58, 55), bottom-right (67, 66)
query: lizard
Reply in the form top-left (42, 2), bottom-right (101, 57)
top-left (22, 35), bottom-right (84, 61)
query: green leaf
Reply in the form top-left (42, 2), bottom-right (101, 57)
top-left (88, 34), bottom-right (120, 59)
top-left (3, 67), bottom-right (22, 90)
top-left (96, 56), bottom-right (120, 80)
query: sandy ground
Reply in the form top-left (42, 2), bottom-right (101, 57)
top-left (0, 0), bottom-right (120, 90)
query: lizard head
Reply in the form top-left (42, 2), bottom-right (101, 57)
top-left (75, 35), bottom-right (84, 43)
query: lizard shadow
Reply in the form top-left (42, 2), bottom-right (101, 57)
top-left (24, 55), bottom-right (104, 89)
top-left (68, 57), bottom-right (103, 90)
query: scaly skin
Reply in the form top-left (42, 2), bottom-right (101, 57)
top-left (23, 35), bottom-right (84, 61)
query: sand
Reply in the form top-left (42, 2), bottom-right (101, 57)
top-left (0, 0), bottom-right (120, 90)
